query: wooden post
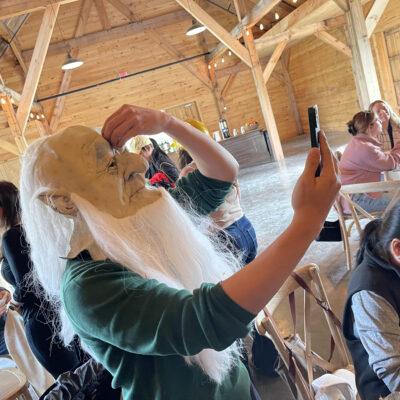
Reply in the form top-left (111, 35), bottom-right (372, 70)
top-left (244, 29), bottom-right (284, 161)
top-left (16, 3), bottom-right (60, 135)
top-left (372, 32), bottom-right (399, 112)
top-left (0, 95), bottom-right (27, 153)
top-left (280, 54), bottom-right (303, 135)
top-left (345, 0), bottom-right (381, 109)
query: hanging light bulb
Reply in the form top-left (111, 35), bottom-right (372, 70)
top-left (293, 0), bottom-right (297, 3)
top-left (30, 112), bottom-right (34, 119)
top-left (0, 98), bottom-right (6, 105)
top-left (223, 106), bottom-right (227, 110)
top-left (228, 51), bottom-right (232, 56)
top-left (246, 30), bottom-right (250, 36)
top-left (214, 62), bottom-right (217, 68)
top-left (41, 114), bottom-right (45, 119)
top-left (62, 52), bottom-right (83, 70)
top-left (186, 18), bottom-right (206, 36)
top-left (36, 114), bottom-right (40, 120)
top-left (260, 23), bottom-right (264, 30)
top-left (208, 64), bottom-right (211, 70)
top-left (222, 57), bottom-right (225, 63)
top-left (275, 11), bottom-right (279, 20)
top-left (10, 98), bottom-right (14, 104)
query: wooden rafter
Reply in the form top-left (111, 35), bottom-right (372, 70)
top-left (262, 40), bottom-right (287, 82)
top-left (146, 29), bottom-right (213, 90)
top-left (23, 10), bottom-right (189, 59)
top-left (220, 73), bottom-right (237, 98)
top-left (365, 0), bottom-right (389, 37)
top-left (16, 3), bottom-right (59, 135)
top-left (0, 84), bottom-right (42, 112)
top-left (95, 0), bottom-right (111, 30)
top-left (0, 0), bottom-right (77, 20)
top-left (50, 0), bottom-right (93, 133)
top-left (331, 0), bottom-right (349, 11)
top-left (175, 0), bottom-right (252, 67)
top-left (207, 0), bottom-right (281, 63)
top-left (314, 30), bottom-right (352, 58)
top-left (208, 65), bottom-right (227, 120)
top-left (0, 138), bottom-right (20, 156)
top-left (106, 0), bottom-right (137, 22)
top-left (255, 15), bottom-right (344, 53)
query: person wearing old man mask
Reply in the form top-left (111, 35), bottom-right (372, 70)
top-left (19, 104), bottom-right (340, 400)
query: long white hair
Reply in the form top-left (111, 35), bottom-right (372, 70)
top-left (20, 136), bottom-right (243, 383)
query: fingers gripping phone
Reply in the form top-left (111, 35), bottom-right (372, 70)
top-left (308, 105), bottom-right (321, 177)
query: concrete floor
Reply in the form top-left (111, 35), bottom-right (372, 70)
top-left (238, 131), bottom-right (359, 399)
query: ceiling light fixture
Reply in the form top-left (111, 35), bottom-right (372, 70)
top-left (186, 19), bottom-right (206, 36)
top-left (62, 52), bottom-right (84, 70)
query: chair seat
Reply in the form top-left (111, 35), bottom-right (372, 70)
top-left (0, 367), bottom-right (27, 400)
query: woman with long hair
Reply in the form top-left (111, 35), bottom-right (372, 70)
top-left (0, 181), bottom-right (83, 378)
top-left (339, 110), bottom-right (400, 214)
top-left (343, 203), bottom-right (400, 399)
top-left (369, 100), bottom-right (400, 151)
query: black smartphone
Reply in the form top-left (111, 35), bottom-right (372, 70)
top-left (308, 105), bottom-right (321, 177)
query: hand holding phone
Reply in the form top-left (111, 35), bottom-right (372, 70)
top-left (308, 105), bottom-right (321, 177)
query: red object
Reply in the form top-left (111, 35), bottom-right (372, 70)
top-left (119, 72), bottom-right (128, 78)
top-left (150, 172), bottom-right (175, 188)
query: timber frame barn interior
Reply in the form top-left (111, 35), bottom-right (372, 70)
top-left (0, 0), bottom-right (398, 182)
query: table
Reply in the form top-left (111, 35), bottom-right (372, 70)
top-left (218, 129), bottom-right (273, 169)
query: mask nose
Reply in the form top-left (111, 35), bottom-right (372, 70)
top-left (118, 152), bottom-right (148, 179)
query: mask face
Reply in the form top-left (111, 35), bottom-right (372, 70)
top-left (37, 126), bottom-right (162, 218)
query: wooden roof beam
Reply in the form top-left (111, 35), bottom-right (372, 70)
top-left (146, 29), bottom-right (213, 90)
top-left (255, 15), bottom-right (344, 53)
top-left (221, 73), bottom-right (237, 97)
top-left (262, 40), bottom-right (287, 82)
top-left (0, 0), bottom-right (77, 20)
top-left (207, 0), bottom-right (281, 63)
top-left (50, 0), bottom-right (93, 133)
top-left (106, 0), bottom-right (138, 22)
top-left (16, 3), bottom-right (59, 135)
top-left (314, 30), bottom-right (352, 58)
top-left (95, 0), bottom-right (111, 30)
top-left (365, 0), bottom-right (389, 37)
top-left (175, 0), bottom-right (252, 67)
top-left (23, 10), bottom-right (190, 59)
top-left (0, 83), bottom-right (42, 112)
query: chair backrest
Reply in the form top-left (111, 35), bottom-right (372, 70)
top-left (4, 309), bottom-right (55, 396)
top-left (0, 367), bottom-right (35, 400)
top-left (255, 264), bottom-right (352, 400)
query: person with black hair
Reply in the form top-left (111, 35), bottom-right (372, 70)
top-left (343, 203), bottom-right (400, 399)
top-left (339, 110), bottom-right (400, 214)
top-left (130, 135), bottom-right (180, 188)
top-left (0, 181), bottom-right (84, 378)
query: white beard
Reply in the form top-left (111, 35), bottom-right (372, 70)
top-left (71, 188), bottom-right (242, 383)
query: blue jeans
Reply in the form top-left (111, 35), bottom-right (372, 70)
top-left (352, 192), bottom-right (395, 214)
top-left (0, 311), bottom-right (8, 355)
top-left (219, 215), bottom-right (258, 266)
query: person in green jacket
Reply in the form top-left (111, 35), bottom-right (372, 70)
top-left (19, 104), bottom-right (340, 400)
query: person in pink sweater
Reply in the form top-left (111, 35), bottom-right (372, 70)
top-left (339, 110), bottom-right (400, 214)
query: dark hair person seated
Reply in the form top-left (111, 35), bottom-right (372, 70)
top-left (343, 203), bottom-right (400, 400)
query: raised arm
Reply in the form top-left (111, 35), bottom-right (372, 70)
top-left (102, 104), bottom-right (238, 182)
top-left (221, 133), bottom-right (340, 314)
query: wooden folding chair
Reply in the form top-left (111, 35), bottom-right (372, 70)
top-left (0, 367), bottom-right (36, 400)
top-left (336, 179), bottom-right (400, 270)
top-left (255, 264), bottom-right (353, 400)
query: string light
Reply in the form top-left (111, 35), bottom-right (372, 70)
top-left (208, 64), bottom-right (211, 70)
top-left (228, 51), bottom-right (232, 56)
top-left (260, 23), bottom-right (264, 30)
top-left (293, 0), bottom-right (297, 3)
top-left (222, 57), bottom-right (225, 63)
top-left (223, 106), bottom-right (227, 110)
top-left (10, 98), bottom-right (14, 104)
top-left (246, 30), bottom-right (250, 36)
top-left (30, 112), bottom-right (34, 119)
top-left (0, 98), bottom-right (5, 105)
top-left (214, 62), bottom-right (217, 68)
top-left (41, 114), bottom-right (45, 119)
top-left (275, 11), bottom-right (280, 20)
top-left (36, 114), bottom-right (40, 120)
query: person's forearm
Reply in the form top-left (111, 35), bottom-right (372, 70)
top-left (222, 213), bottom-right (321, 314)
top-left (164, 116), bottom-right (238, 182)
